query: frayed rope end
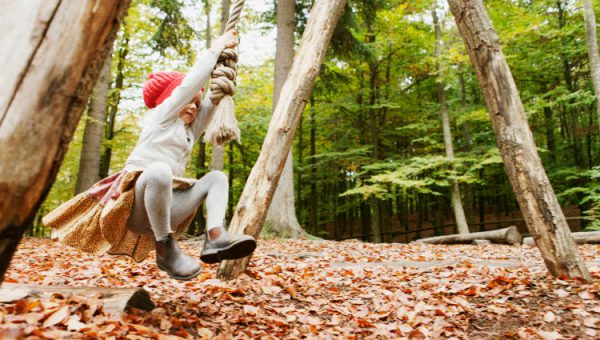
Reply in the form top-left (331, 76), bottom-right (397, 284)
top-left (203, 95), bottom-right (241, 145)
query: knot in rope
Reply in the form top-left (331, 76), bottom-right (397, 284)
top-left (204, 0), bottom-right (245, 145)
top-left (210, 48), bottom-right (238, 105)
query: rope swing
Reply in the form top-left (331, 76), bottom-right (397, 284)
top-left (203, 0), bottom-right (245, 145)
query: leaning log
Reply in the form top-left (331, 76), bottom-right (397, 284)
top-left (415, 226), bottom-right (522, 245)
top-left (0, 284), bottom-right (154, 314)
top-left (524, 231), bottom-right (600, 245)
top-left (447, 0), bottom-right (590, 281)
top-left (0, 1), bottom-right (130, 284)
top-left (216, 0), bottom-right (348, 281)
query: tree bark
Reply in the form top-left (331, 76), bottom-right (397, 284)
top-left (582, 0), bottom-right (600, 125)
top-left (0, 284), bottom-right (154, 313)
top-left (75, 53), bottom-right (113, 194)
top-left (264, 0), bottom-right (305, 238)
top-left (217, 0), bottom-right (347, 280)
top-left (416, 226), bottom-right (522, 245)
top-left (0, 0), bottom-right (130, 284)
top-left (448, 0), bottom-right (590, 280)
top-left (432, 3), bottom-right (470, 234)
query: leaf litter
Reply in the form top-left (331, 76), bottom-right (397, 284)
top-left (1, 238), bottom-right (600, 339)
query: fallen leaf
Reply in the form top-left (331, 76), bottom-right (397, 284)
top-left (243, 305), bottom-right (258, 316)
top-left (544, 311), bottom-right (556, 322)
top-left (42, 305), bottom-right (70, 328)
top-left (285, 285), bottom-right (298, 299)
top-left (536, 330), bottom-right (563, 340)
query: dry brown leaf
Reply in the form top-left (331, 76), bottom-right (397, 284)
top-left (243, 305), bottom-right (258, 316)
top-left (543, 311), bottom-right (556, 323)
top-left (536, 330), bottom-right (564, 340)
top-left (285, 285), bottom-right (298, 299)
top-left (584, 317), bottom-right (600, 329)
top-left (42, 305), bottom-right (70, 328)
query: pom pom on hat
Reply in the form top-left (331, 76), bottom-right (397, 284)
top-left (142, 71), bottom-right (185, 109)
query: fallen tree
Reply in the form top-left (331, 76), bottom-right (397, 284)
top-left (0, 284), bottom-right (154, 314)
top-left (414, 226), bottom-right (523, 245)
top-left (524, 231), bottom-right (600, 245)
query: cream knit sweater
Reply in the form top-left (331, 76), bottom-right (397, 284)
top-left (124, 48), bottom-right (221, 177)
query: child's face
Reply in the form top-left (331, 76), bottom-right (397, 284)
top-left (178, 91), bottom-right (202, 125)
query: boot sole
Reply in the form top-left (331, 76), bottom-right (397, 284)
top-left (156, 264), bottom-right (202, 281)
top-left (200, 238), bottom-right (257, 264)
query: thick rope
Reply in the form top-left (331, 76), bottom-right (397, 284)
top-left (204, 0), bottom-right (245, 145)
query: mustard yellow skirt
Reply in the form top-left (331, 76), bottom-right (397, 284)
top-left (43, 170), bottom-right (196, 262)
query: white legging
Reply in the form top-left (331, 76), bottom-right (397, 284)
top-left (125, 162), bottom-right (228, 241)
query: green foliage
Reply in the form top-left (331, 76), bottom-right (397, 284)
top-left (36, 0), bottom-right (600, 239)
top-left (148, 0), bottom-right (196, 62)
top-left (555, 166), bottom-right (600, 230)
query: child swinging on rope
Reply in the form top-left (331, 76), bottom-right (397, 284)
top-left (43, 30), bottom-right (256, 281)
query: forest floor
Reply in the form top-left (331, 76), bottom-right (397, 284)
top-left (1, 237), bottom-right (600, 339)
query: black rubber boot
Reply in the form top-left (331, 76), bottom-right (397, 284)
top-left (200, 227), bottom-right (257, 264)
top-left (155, 234), bottom-right (202, 280)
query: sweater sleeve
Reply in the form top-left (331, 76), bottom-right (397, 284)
top-left (153, 48), bottom-right (220, 126)
top-left (191, 89), bottom-right (216, 140)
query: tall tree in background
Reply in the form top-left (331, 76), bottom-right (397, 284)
top-left (447, 0), bottom-right (590, 280)
top-left (210, 0), bottom-right (231, 171)
top-left (582, 0), bottom-right (600, 125)
top-left (264, 0), bottom-right (305, 238)
top-left (191, 0), bottom-right (214, 235)
top-left (431, 2), bottom-right (469, 234)
top-left (99, 27), bottom-right (129, 178)
top-left (218, 0), bottom-right (348, 280)
top-left (75, 53), bottom-right (113, 194)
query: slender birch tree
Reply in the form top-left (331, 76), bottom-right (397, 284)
top-left (432, 2), bottom-right (469, 234)
top-left (264, 0), bottom-right (306, 238)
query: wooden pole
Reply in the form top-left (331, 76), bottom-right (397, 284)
top-left (524, 231), bottom-right (600, 245)
top-left (0, 1), bottom-right (130, 283)
top-left (447, 0), bottom-right (590, 280)
top-left (217, 0), bottom-right (347, 280)
top-left (0, 284), bottom-right (154, 314)
top-left (415, 226), bottom-right (522, 245)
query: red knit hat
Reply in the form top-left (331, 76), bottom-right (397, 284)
top-left (142, 71), bottom-right (185, 109)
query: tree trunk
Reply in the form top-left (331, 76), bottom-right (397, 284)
top-left (0, 284), bottom-right (153, 314)
top-left (524, 231), bottom-right (600, 245)
top-left (217, 0), bottom-right (347, 280)
top-left (191, 0), bottom-right (213, 236)
top-left (264, 0), bottom-right (304, 238)
top-left (557, 1), bottom-right (581, 167)
top-left (0, 0), bottom-right (129, 284)
top-left (210, 0), bottom-right (231, 171)
top-left (432, 4), bottom-right (470, 234)
top-left (583, 0), bottom-right (600, 125)
top-left (544, 105), bottom-right (556, 162)
top-left (228, 143), bottom-right (234, 219)
top-left (309, 96), bottom-right (317, 234)
top-left (448, 0), bottom-right (590, 280)
top-left (99, 29), bottom-right (129, 178)
top-left (370, 198), bottom-right (382, 242)
top-left (297, 114), bottom-right (303, 224)
top-left (75, 53), bottom-right (113, 194)
top-left (416, 226), bottom-right (522, 245)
